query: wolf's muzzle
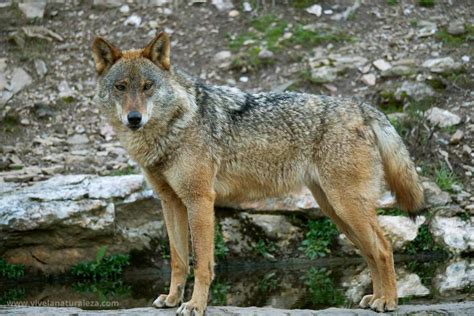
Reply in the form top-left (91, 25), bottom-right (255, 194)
top-left (127, 111), bottom-right (142, 130)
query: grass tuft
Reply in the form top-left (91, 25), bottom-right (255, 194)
top-left (434, 165), bottom-right (461, 193)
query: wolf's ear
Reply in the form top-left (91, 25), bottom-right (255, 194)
top-left (92, 37), bottom-right (122, 75)
top-left (142, 32), bottom-right (171, 71)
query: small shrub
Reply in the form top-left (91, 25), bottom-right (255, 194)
top-left (386, 0), bottom-right (398, 5)
top-left (253, 239), bottom-right (277, 257)
top-left (209, 280), bottom-right (230, 306)
top-left (303, 268), bottom-right (346, 306)
top-left (405, 224), bottom-right (446, 254)
top-left (215, 223), bottom-right (229, 260)
top-left (300, 218), bottom-right (338, 259)
top-left (0, 259), bottom-right (24, 279)
top-left (71, 246), bottom-right (130, 281)
top-left (257, 272), bottom-right (279, 292)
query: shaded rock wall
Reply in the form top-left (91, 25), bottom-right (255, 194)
top-left (0, 174), bottom-right (472, 273)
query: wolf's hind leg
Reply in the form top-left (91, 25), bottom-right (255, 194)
top-left (308, 184), bottom-right (383, 308)
top-left (319, 184), bottom-right (398, 312)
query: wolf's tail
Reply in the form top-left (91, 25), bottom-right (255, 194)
top-left (371, 118), bottom-right (424, 218)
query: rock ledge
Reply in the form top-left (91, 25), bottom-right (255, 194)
top-left (2, 302), bottom-right (474, 315)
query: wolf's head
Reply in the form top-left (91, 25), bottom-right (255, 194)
top-left (92, 32), bottom-right (183, 131)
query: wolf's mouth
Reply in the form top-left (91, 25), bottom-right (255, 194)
top-left (127, 124), bottom-right (143, 131)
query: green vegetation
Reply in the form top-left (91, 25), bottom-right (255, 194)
top-left (286, 25), bottom-right (352, 48)
top-left (406, 260), bottom-right (442, 287)
top-left (435, 24), bottom-right (474, 47)
top-left (445, 71), bottom-right (473, 90)
top-left (71, 246), bottom-right (130, 281)
top-left (0, 259), bottom-right (24, 279)
top-left (434, 165), bottom-right (461, 193)
top-left (209, 279), bottom-right (230, 306)
top-left (377, 208), bottom-right (405, 216)
top-left (228, 15), bottom-right (351, 71)
top-left (0, 288), bottom-right (26, 305)
top-left (418, 0), bottom-right (436, 7)
top-left (73, 280), bottom-right (131, 302)
top-left (253, 239), bottom-right (277, 257)
top-left (1, 113), bottom-right (20, 133)
top-left (257, 272), bottom-right (279, 292)
top-left (386, 0), bottom-right (399, 5)
top-left (250, 15), bottom-right (287, 51)
top-left (303, 268), bottom-right (346, 306)
top-left (300, 218), bottom-right (339, 259)
top-left (107, 166), bottom-right (137, 176)
top-left (291, 0), bottom-right (315, 9)
top-left (158, 238), bottom-right (170, 260)
top-left (215, 223), bottom-right (229, 260)
top-left (379, 91), bottom-right (404, 114)
top-left (405, 224), bottom-right (446, 254)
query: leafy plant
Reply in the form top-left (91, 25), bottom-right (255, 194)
top-left (209, 280), bottom-right (230, 306)
top-left (405, 224), bottom-right (447, 254)
top-left (215, 223), bottom-right (229, 260)
top-left (303, 268), bottom-right (346, 306)
top-left (253, 239), bottom-right (277, 257)
top-left (71, 246), bottom-right (130, 281)
top-left (299, 218), bottom-right (338, 259)
top-left (0, 259), bottom-right (24, 279)
top-left (257, 272), bottom-right (279, 292)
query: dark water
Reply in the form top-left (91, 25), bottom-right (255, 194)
top-left (1, 255), bottom-right (472, 310)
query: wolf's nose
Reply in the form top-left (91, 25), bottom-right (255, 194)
top-left (127, 111), bottom-right (142, 126)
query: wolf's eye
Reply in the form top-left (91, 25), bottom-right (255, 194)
top-left (115, 84), bottom-right (126, 91)
top-left (144, 82), bottom-right (153, 91)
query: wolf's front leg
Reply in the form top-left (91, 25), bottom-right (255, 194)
top-left (143, 172), bottom-right (189, 308)
top-left (176, 188), bottom-right (215, 316)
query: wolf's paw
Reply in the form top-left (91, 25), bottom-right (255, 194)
top-left (359, 294), bottom-right (377, 308)
top-left (176, 300), bottom-right (205, 316)
top-left (369, 296), bottom-right (397, 312)
top-left (152, 293), bottom-right (181, 308)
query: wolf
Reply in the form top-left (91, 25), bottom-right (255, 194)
top-left (92, 32), bottom-right (424, 315)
